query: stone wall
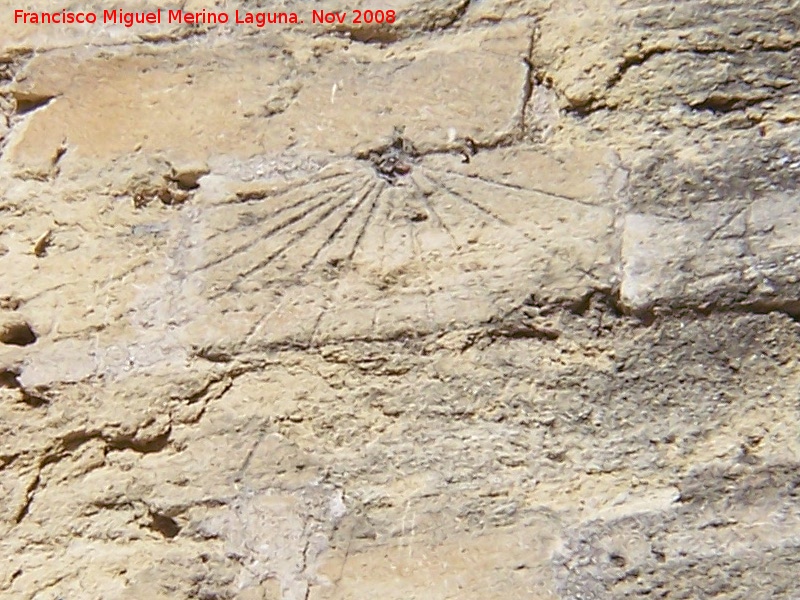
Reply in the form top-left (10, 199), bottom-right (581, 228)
top-left (1, 1), bottom-right (799, 598)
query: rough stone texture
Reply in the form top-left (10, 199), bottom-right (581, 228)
top-left (1, 1), bottom-right (799, 598)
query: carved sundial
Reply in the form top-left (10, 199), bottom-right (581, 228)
top-left (171, 136), bottom-right (617, 349)
top-left (2, 22), bottom-right (621, 378)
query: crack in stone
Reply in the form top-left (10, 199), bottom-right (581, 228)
top-left (13, 472), bottom-right (40, 524)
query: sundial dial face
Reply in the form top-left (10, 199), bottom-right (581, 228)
top-left (174, 142), bottom-right (617, 348)
top-left (2, 21), bottom-right (621, 375)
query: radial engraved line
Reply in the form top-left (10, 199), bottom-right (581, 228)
top-left (309, 310), bottom-right (325, 345)
top-left (443, 169), bottom-right (595, 206)
top-left (231, 168), bottom-right (352, 203)
top-left (705, 206), bottom-right (747, 241)
top-left (200, 181), bottom-right (358, 271)
top-left (23, 282), bottom-right (69, 303)
top-left (406, 190), bottom-right (423, 261)
top-left (347, 180), bottom-right (386, 261)
top-left (618, 2), bottom-right (741, 16)
top-left (211, 193), bottom-right (355, 298)
top-left (243, 197), bottom-right (352, 277)
top-left (206, 175), bottom-right (350, 241)
top-left (301, 181), bottom-right (380, 271)
top-left (382, 183), bottom-right (404, 271)
top-left (410, 174), bottom-right (459, 249)
top-left (201, 192), bottom-right (340, 271)
top-left (206, 177), bottom-right (353, 245)
top-left (259, 176), bottom-right (354, 223)
top-left (241, 284), bottom-right (305, 345)
top-left (420, 169), bottom-right (515, 229)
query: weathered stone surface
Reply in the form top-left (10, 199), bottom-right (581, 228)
top-left (555, 462), bottom-right (800, 599)
top-left (621, 192), bottom-right (800, 316)
top-left (1, 0), bottom-right (799, 598)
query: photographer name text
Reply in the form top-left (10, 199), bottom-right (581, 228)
top-left (13, 8), bottom-right (397, 27)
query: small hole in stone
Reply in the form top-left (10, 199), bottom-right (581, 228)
top-left (0, 319), bottom-right (37, 346)
top-left (149, 513), bottom-right (181, 539)
top-left (13, 92), bottom-right (55, 115)
top-left (0, 370), bottom-right (19, 387)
